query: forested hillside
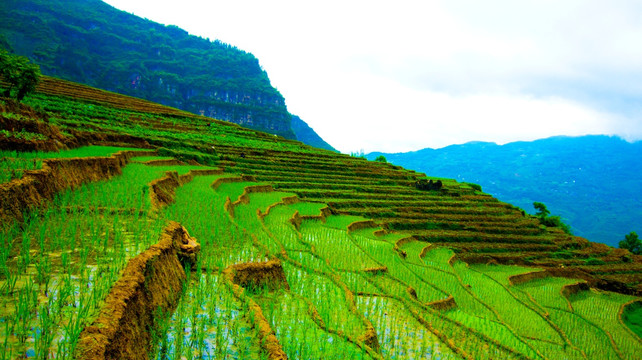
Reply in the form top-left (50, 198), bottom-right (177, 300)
top-left (0, 0), bottom-right (333, 149)
top-left (368, 135), bottom-right (642, 247)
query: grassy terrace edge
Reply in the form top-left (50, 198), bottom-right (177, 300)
top-left (2, 74), bottom-right (640, 294)
top-left (1, 75), bottom-right (641, 359)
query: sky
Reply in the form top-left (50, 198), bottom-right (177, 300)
top-left (102, 0), bottom-right (642, 153)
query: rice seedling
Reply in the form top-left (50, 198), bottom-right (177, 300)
top-left (0, 145), bottom-right (154, 183)
top-left (261, 207), bottom-right (306, 251)
top-left (153, 273), bottom-right (264, 360)
top-left (338, 271), bottom-right (381, 295)
top-left (445, 309), bottom-right (541, 358)
top-left (356, 295), bottom-right (459, 359)
top-left (324, 215), bottom-right (369, 231)
top-left (2, 84), bottom-right (641, 359)
top-left (299, 221), bottom-right (380, 271)
top-left (0, 157), bottom-right (182, 357)
top-left (568, 290), bottom-right (642, 358)
top-left (454, 262), bottom-right (563, 344)
top-left (282, 263), bottom-right (366, 339)
top-left (286, 202), bottom-right (326, 217)
top-left (255, 289), bottom-right (374, 359)
top-left (285, 250), bottom-right (331, 273)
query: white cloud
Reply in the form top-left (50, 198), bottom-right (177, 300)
top-left (303, 71), bottom-right (627, 153)
top-left (103, 0), bottom-right (642, 152)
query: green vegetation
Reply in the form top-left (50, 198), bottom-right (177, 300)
top-left (533, 202), bottom-right (550, 218)
top-left (620, 232), bottom-right (641, 255)
top-left (374, 155), bottom-right (387, 163)
top-left (369, 136), bottom-right (642, 247)
top-left (0, 74), bottom-right (640, 359)
top-left (0, 159), bottom-right (185, 358)
top-left (0, 0), bottom-right (303, 139)
top-left (534, 201), bottom-right (573, 234)
top-left (585, 257), bottom-right (607, 265)
top-left (622, 301), bottom-right (642, 338)
top-left (0, 146), bottom-right (152, 183)
top-left (350, 149), bottom-right (366, 158)
top-left (0, 48), bottom-right (40, 101)
top-left (465, 182), bottom-right (482, 192)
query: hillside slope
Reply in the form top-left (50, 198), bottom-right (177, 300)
top-left (290, 115), bottom-right (337, 152)
top-left (0, 0), bottom-right (331, 147)
top-left (1, 76), bottom-right (642, 358)
top-left (1, 75), bottom-right (641, 292)
top-left (368, 136), bottom-right (642, 247)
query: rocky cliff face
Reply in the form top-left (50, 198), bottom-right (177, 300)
top-left (0, 0), bottom-right (317, 141)
top-left (139, 78), bottom-right (295, 138)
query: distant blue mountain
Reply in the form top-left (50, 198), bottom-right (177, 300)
top-left (368, 135), bottom-right (642, 247)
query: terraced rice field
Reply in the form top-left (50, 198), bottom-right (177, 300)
top-left (0, 76), bottom-right (641, 358)
top-left (0, 148), bottom-right (639, 359)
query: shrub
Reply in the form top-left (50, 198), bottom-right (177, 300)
top-left (585, 257), bottom-right (606, 266)
top-left (551, 250), bottom-right (574, 259)
top-left (350, 150), bottom-right (365, 159)
top-left (158, 147), bottom-right (218, 165)
top-left (465, 182), bottom-right (482, 192)
top-left (374, 155), bottom-right (387, 163)
top-left (532, 202), bottom-right (572, 235)
top-left (619, 232), bottom-right (641, 255)
top-left (0, 49), bottom-right (41, 101)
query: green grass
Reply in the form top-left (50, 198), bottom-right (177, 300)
top-left (1, 79), bottom-right (641, 359)
top-left (130, 155), bottom-right (174, 162)
top-left (0, 161), bottom-right (171, 358)
top-left (4, 150), bottom-right (641, 359)
top-left (0, 156), bottom-right (41, 183)
top-left (59, 162), bottom-right (207, 211)
top-left (324, 214), bottom-right (369, 230)
top-left (0, 146), bottom-right (151, 183)
top-left (5, 143), bottom-right (640, 359)
top-left (356, 296), bottom-right (459, 359)
top-left (287, 201), bottom-right (326, 216)
top-left (622, 301), bottom-right (642, 338)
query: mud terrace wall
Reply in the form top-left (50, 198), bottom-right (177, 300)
top-left (210, 175), bottom-right (257, 191)
top-left (148, 169), bottom-right (223, 209)
top-left (427, 295), bottom-right (457, 311)
top-left (508, 270), bottom-right (549, 286)
top-left (225, 259), bottom-right (290, 292)
top-left (259, 195), bottom-right (299, 219)
top-left (393, 236), bottom-right (416, 258)
top-left (74, 222), bottom-right (199, 360)
top-left (347, 220), bottom-right (378, 232)
top-left (619, 300), bottom-right (642, 341)
top-left (0, 150), bottom-right (151, 225)
top-left (561, 281), bottom-right (590, 298)
top-left (222, 260), bottom-right (289, 360)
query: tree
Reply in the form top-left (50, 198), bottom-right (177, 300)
top-left (374, 155), bottom-right (387, 163)
top-left (532, 202), bottom-right (572, 234)
top-left (619, 232), bottom-right (641, 255)
top-left (533, 202), bottom-right (550, 219)
top-left (0, 49), bottom-right (41, 101)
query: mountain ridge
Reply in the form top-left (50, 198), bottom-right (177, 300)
top-left (0, 0), bottom-right (334, 149)
top-left (368, 134), bottom-right (642, 247)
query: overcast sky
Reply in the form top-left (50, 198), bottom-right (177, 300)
top-left (103, 0), bottom-right (642, 153)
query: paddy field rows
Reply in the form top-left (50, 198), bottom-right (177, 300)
top-left (1, 76), bottom-right (641, 359)
top-left (2, 149), bottom-right (640, 359)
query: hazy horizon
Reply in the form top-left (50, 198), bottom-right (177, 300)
top-left (103, 0), bottom-right (642, 153)
top-left (368, 133), bottom-right (640, 154)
